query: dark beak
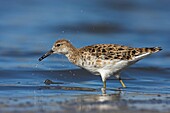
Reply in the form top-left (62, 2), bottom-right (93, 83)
top-left (39, 50), bottom-right (54, 61)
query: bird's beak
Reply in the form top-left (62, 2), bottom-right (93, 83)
top-left (39, 49), bottom-right (54, 61)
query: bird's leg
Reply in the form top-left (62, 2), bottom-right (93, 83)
top-left (100, 73), bottom-right (107, 94)
top-left (103, 80), bottom-right (106, 89)
top-left (119, 77), bottom-right (126, 88)
top-left (101, 80), bottom-right (106, 94)
top-left (115, 74), bottom-right (126, 88)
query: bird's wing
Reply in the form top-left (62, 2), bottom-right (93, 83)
top-left (79, 44), bottom-right (162, 61)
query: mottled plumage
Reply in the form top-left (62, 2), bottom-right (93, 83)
top-left (39, 39), bottom-right (162, 93)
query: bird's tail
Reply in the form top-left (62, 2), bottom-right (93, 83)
top-left (150, 47), bottom-right (162, 53)
top-left (142, 47), bottom-right (162, 53)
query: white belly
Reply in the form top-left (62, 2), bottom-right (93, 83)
top-left (79, 59), bottom-right (129, 76)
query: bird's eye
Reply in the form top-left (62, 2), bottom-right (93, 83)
top-left (56, 44), bottom-right (62, 47)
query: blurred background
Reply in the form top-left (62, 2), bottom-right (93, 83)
top-left (0, 0), bottom-right (170, 70)
top-left (0, 1), bottom-right (170, 113)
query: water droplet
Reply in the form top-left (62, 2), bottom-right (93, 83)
top-left (35, 63), bottom-right (39, 68)
top-left (69, 70), bottom-right (72, 74)
top-left (50, 70), bottom-right (53, 72)
top-left (80, 10), bottom-right (83, 13)
top-left (62, 63), bottom-right (65, 67)
top-left (59, 74), bottom-right (63, 76)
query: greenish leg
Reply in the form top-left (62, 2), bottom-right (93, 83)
top-left (102, 80), bottom-right (107, 95)
top-left (119, 77), bottom-right (126, 88)
top-left (103, 80), bottom-right (106, 89)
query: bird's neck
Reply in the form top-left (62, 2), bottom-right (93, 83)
top-left (65, 45), bottom-right (79, 65)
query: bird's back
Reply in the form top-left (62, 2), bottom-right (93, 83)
top-left (79, 44), bottom-right (161, 60)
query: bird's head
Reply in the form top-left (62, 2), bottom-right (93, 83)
top-left (39, 39), bottom-right (73, 61)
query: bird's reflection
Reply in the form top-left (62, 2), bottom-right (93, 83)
top-left (42, 79), bottom-right (127, 112)
top-left (64, 93), bottom-right (126, 112)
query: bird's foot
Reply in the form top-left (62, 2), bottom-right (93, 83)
top-left (101, 87), bottom-right (107, 95)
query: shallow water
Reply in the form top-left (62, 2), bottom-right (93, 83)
top-left (0, 0), bottom-right (170, 113)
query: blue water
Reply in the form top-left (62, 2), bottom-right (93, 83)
top-left (0, 0), bottom-right (170, 112)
